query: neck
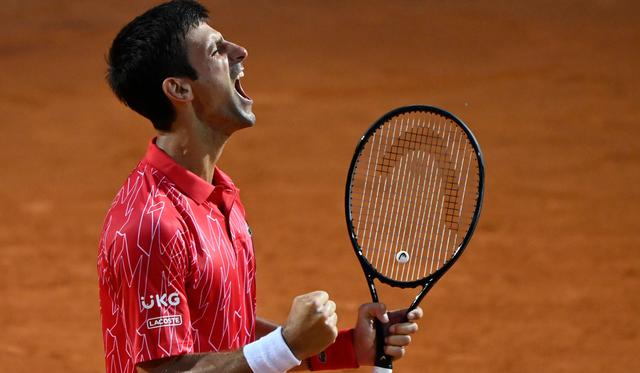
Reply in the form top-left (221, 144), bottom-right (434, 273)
top-left (156, 119), bottom-right (229, 184)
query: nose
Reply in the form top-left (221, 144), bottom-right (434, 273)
top-left (227, 41), bottom-right (248, 64)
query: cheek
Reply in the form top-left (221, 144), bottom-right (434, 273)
top-left (191, 79), bottom-right (229, 116)
top-left (199, 58), bottom-right (229, 81)
top-left (190, 60), bottom-right (234, 111)
top-left (193, 69), bottom-right (228, 97)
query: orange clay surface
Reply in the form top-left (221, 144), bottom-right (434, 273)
top-left (1, 1), bottom-right (639, 372)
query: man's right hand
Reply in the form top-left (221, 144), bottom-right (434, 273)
top-left (281, 291), bottom-right (338, 360)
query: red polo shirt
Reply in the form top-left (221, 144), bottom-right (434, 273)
top-left (97, 140), bottom-right (256, 373)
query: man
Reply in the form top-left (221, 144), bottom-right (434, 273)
top-left (98, 1), bottom-right (422, 372)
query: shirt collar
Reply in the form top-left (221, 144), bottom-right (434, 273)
top-left (143, 138), bottom-right (238, 207)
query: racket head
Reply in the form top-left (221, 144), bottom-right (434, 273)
top-left (345, 105), bottom-right (485, 288)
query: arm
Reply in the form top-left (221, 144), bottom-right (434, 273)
top-left (254, 317), bottom-right (313, 372)
top-left (138, 291), bottom-right (338, 373)
top-left (136, 341), bottom-right (311, 373)
top-left (256, 317), bottom-right (279, 338)
top-left (137, 302), bottom-right (423, 372)
top-left (137, 351), bottom-right (251, 373)
top-left (255, 318), bottom-right (311, 371)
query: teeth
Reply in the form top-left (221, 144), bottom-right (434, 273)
top-left (233, 69), bottom-right (244, 80)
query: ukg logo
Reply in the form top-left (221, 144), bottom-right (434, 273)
top-left (140, 292), bottom-right (181, 310)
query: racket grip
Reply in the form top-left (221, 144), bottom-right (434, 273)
top-left (372, 367), bottom-right (393, 373)
top-left (374, 318), bottom-right (393, 371)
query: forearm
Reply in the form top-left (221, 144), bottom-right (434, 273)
top-left (137, 350), bottom-right (251, 373)
top-left (255, 316), bottom-right (279, 337)
top-left (139, 320), bottom-right (309, 373)
top-left (255, 317), bottom-right (310, 371)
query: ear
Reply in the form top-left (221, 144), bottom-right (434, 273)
top-left (162, 77), bottom-right (193, 103)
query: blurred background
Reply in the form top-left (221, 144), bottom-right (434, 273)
top-left (0, 0), bottom-right (638, 371)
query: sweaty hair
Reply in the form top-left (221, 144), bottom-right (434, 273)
top-left (107, 0), bottom-right (208, 131)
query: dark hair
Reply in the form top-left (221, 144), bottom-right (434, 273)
top-left (107, 0), bottom-right (208, 131)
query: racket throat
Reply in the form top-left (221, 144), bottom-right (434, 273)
top-left (408, 281), bottom-right (433, 312)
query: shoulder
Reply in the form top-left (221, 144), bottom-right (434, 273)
top-left (100, 162), bottom-right (188, 254)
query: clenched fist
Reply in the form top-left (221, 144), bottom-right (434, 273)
top-left (282, 291), bottom-right (338, 360)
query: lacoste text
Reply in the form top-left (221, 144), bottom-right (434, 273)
top-left (146, 315), bottom-right (183, 329)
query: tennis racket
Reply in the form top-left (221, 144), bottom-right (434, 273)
top-left (345, 105), bottom-right (485, 372)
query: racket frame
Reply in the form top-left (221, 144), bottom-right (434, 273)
top-left (344, 105), bottom-right (485, 369)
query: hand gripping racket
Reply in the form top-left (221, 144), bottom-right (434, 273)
top-left (345, 105), bottom-right (485, 372)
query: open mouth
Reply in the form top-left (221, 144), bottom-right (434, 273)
top-left (233, 69), bottom-right (252, 102)
top-left (235, 79), bottom-right (251, 101)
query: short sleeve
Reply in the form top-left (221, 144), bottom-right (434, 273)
top-left (109, 207), bottom-right (194, 365)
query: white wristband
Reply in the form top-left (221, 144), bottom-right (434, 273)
top-left (243, 326), bottom-right (302, 373)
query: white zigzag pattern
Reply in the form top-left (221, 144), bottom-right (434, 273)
top-left (98, 163), bottom-right (256, 372)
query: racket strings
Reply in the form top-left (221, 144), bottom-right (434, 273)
top-left (350, 112), bottom-right (480, 282)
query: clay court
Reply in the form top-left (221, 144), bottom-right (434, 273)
top-left (1, 0), bottom-right (638, 372)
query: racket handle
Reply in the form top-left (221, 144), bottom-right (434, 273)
top-left (372, 367), bottom-right (393, 373)
top-left (374, 318), bottom-right (393, 371)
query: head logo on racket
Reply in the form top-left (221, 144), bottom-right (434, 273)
top-left (395, 250), bottom-right (410, 264)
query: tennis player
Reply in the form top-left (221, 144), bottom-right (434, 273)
top-left (97, 1), bottom-right (423, 372)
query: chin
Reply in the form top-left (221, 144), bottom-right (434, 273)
top-left (234, 103), bottom-right (256, 128)
top-left (221, 110), bottom-right (256, 135)
top-left (243, 112), bottom-right (256, 126)
top-left (234, 116), bottom-right (256, 132)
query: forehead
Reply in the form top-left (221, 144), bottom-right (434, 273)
top-left (185, 22), bottom-right (222, 52)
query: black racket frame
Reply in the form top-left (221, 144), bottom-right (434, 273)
top-left (344, 105), bottom-right (485, 369)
